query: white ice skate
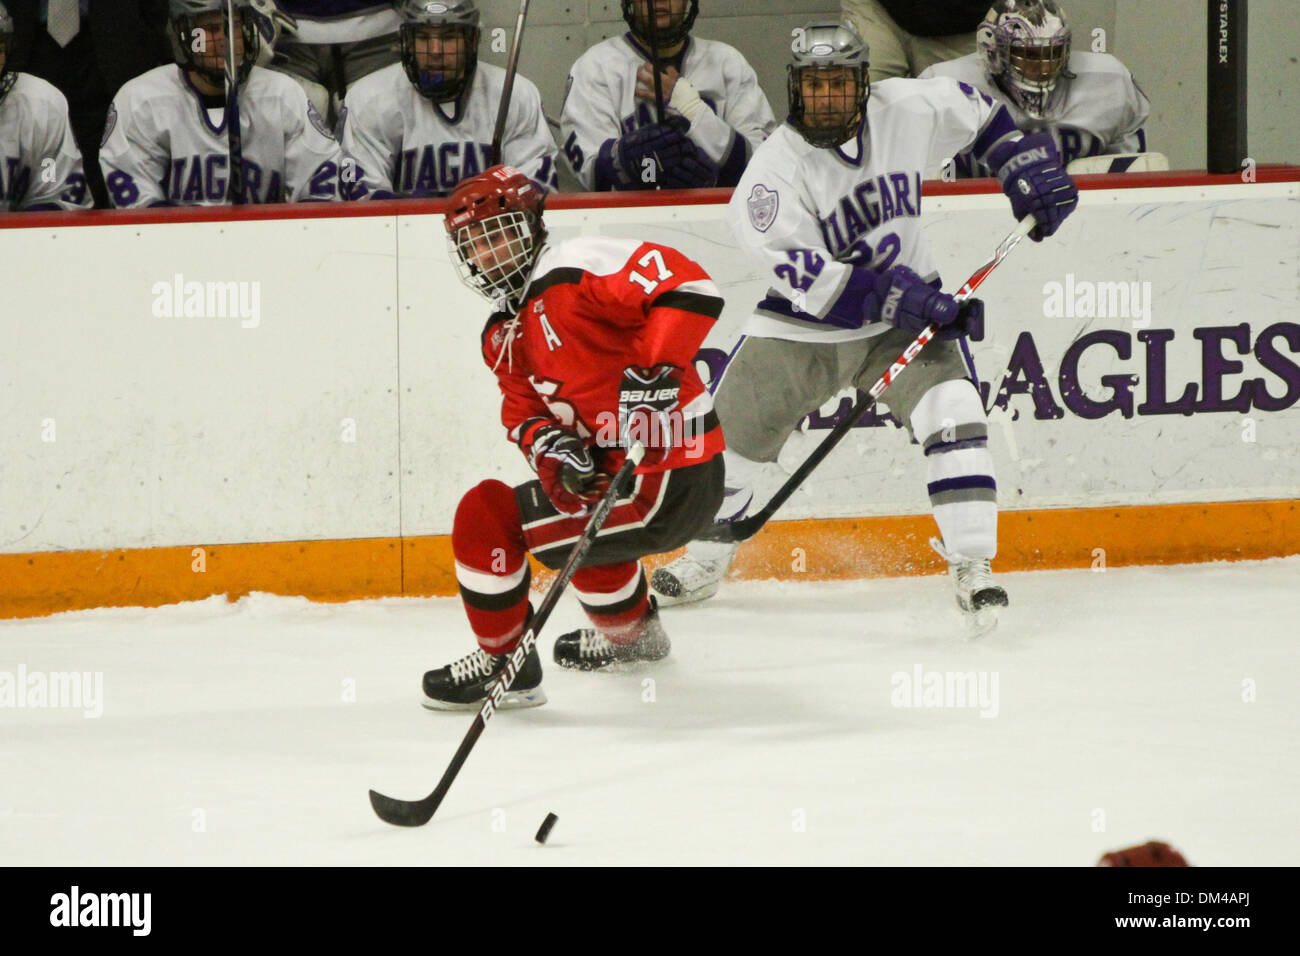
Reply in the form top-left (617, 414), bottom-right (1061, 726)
top-left (649, 543), bottom-right (738, 607)
top-left (930, 537), bottom-right (1009, 637)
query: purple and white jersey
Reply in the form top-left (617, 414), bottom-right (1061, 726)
top-left (728, 77), bottom-right (1017, 342)
top-left (0, 73), bottom-right (92, 212)
top-left (339, 61), bottom-right (558, 199)
top-left (99, 65), bottom-right (344, 208)
top-left (919, 51), bottom-right (1150, 176)
top-left (560, 33), bottom-right (776, 191)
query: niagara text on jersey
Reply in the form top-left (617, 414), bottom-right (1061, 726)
top-left (99, 65), bottom-right (343, 207)
top-left (482, 236), bottom-right (726, 474)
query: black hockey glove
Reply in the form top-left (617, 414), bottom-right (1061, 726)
top-left (619, 363), bottom-right (682, 465)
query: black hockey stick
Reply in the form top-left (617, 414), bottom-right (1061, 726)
top-left (699, 216), bottom-right (1037, 545)
top-left (223, 0), bottom-right (246, 204)
top-left (489, 0), bottom-right (533, 166)
top-left (643, 1), bottom-right (668, 191)
top-left (369, 442), bottom-right (647, 827)
top-left (645, 1), bottom-right (666, 125)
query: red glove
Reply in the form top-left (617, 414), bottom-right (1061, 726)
top-left (529, 424), bottom-right (610, 515)
top-left (1097, 841), bottom-right (1190, 867)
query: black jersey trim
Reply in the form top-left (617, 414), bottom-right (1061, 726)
top-left (652, 290), bottom-right (725, 320)
top-left (523, 267), bottom-right (586, 302)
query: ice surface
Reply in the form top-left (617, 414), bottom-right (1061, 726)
top-left (2, 559), bottom-right (1297, 866)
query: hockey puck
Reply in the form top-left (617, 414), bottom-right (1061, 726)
top-left (534, 812), bottom-right (558, 845)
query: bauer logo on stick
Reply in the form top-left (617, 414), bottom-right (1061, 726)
top-left (747, 184), bottom-right (779, 232)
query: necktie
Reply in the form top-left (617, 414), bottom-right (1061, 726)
top-left (47, 0), bottom-right (82, 48)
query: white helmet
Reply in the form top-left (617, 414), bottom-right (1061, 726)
top-left (978, 0), bottom-right (1072, 119)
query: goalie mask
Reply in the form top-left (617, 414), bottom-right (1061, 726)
top-left (168, 0), bottom-right (260, 87)
top-left (978, 0), bottom-right (1072, 119)
top-left (0, 1), bottom-right (13, 108)
top-left (622, 0), bottom-right (698, 51)
top-left (398, 0), bottom-right (481, 104)
top-left (787, 20), bottom-right (870, 149)
top-left (445, 166), bottom-right (548, 314)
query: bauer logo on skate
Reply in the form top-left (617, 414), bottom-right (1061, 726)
top-left (150, 274), bottom-right (261, 328)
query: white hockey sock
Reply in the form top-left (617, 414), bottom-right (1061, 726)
top-left (910, 380), bottom-right (998, 560)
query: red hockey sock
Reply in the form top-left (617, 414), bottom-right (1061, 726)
top-left (453, 480), bottom-right (531, 655)
top-left (572, 563), bottom-right (650, 645)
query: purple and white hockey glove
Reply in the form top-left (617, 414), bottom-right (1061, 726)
top-left (603, 121), bottom-right (717, 190)
top-left (874, 266), bottom-right (982, 339)
top-left (992, 132), bottom-right (1079, 241)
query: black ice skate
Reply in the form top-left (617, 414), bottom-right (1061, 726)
top-left (930, 537), bottom-right (1009, 637)
top-left (422, 644), bottom-right (547, 711)
top-left (553, 598), bottom-right (671, 670)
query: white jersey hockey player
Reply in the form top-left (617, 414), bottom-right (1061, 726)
top-left (919, 0), bottom-right (1150, 176)
top-left (100, 0), bottom-right (343, 208)
top-left (650, 20), bottom-right (1079, 633)
top-left (340, 0), bottom-right (558, 199)
top-left (0, 2), bottom-right (91, 212)
top-left (560, 0), bottom-right (776, 191)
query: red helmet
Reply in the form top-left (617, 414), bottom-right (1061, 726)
top-left (445, 166), bottom-right (546, 312)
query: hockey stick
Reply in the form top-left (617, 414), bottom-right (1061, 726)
top-left (489, 0), bottom-right (533, 166)
top-left (643, 1), bottom-right (667, 192)
top-left (698, 216), bottom-right (1037, 545)
top-left (369, 442), bottom-right (647, 827)
top-left (645, 1), bottom-right (666, 125)
top-left (223, 0), bottom-right (246, 204)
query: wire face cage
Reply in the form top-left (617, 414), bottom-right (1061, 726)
top-left (447, 210), bottom-right (535, 309)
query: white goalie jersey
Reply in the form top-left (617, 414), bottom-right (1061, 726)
top-left (728, 77), bottom-right (1017, 343)
top-left (560, 33), bottom-right (776, 191)
top-left (0, 73), bottom-right (92, 212)
top-left (99, 65), bottom-right (344, 208)
top-left (919, 51), bottom-right (1150, 176)
top-left (339, 61), bottom-right (559, 199)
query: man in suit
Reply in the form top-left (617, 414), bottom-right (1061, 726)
top-left (5, 0), bottom-right (171, 206)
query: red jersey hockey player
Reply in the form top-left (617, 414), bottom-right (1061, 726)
top-left (421, 165), bottom-right (726, 710)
